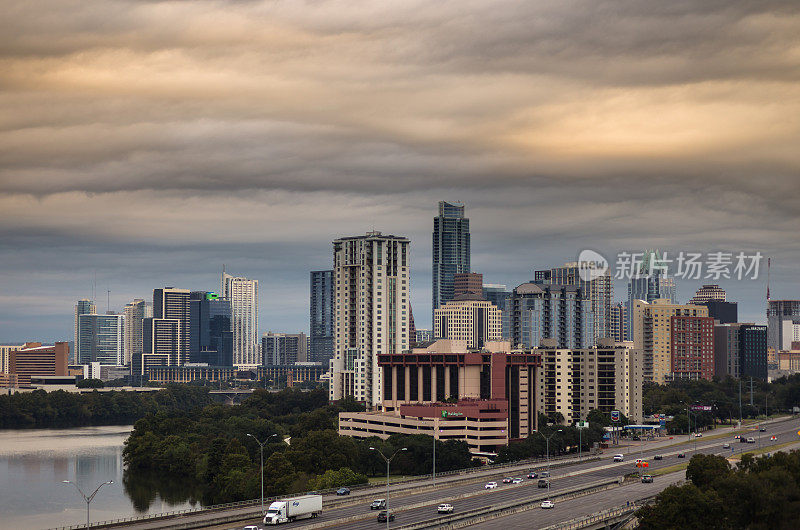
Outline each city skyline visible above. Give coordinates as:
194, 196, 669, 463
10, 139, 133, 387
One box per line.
2, 1, 800, 341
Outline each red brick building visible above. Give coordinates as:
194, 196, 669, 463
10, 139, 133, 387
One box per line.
670, 316, 714, 380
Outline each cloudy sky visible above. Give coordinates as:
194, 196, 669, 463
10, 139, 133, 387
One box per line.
1, 0, 799, 343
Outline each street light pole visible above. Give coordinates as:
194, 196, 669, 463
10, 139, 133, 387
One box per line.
62, 480, 113, 529
370, 446, 407, 530
247, 433, 279, 517
535, 429, 562, 500
432, 432, 436, 488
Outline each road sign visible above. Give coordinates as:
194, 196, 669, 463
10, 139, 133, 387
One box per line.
611, 410, 620, 422
577, 421, 589, 429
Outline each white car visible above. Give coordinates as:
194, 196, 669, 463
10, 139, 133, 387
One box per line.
243, 526, 260, 530
541, 500, 555, 509
511, 477, 523, 484
613, 454, 624, 462
437, 503, 454, 514
485, 482, 498, 489
694, 432, 703, 437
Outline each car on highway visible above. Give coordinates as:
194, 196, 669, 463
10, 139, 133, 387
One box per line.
677, 453, 686, 458
512, 478, 523, 484
613, 454, 624, 462
538, 479, 550, 488
760, 426, 767, 432
377, 511, 395, 522
437, 504, 454, 514
540, 471, 551, 478
723, 443, 731, 449
541, 500, 555, 509
370, 499, 386, 510
747, 437, 756, 443
653, 455, 663, 460
243, 526, 260, 530
641, 474, 654, 483
694, 432, 703, 438
485, 482, 498, 489
336, 487, 350, 496
527, 471, 538, 479
502, 477, 514, 484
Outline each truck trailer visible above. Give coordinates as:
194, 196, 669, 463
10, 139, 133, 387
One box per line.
263, 495, 323, 525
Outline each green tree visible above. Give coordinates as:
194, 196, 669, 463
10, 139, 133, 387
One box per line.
685, 453, 731, 489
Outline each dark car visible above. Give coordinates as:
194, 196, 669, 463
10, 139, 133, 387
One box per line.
527, 472, 538, 479
336, 487, 350, 496
677, 453, 686, 458
641, 474, 654, 483
377, 511, 395, 522
653, 455, 663, 460
759, 427, 767, 432
538, 479, 549, 488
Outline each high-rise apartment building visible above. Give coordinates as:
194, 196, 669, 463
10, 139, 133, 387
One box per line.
0, 345, 20, 374
74, 299, 96, 364
123, 299, 151, 366
535, 262, 612, 343
329, 231, 410, 407
610, 302, 627, 342
631, 299, 711, 383
483, 284, 512, 341
739, 325, 768, 380
262, 332, 308, 365
76, 313, 125, 365
767, 300, 800, 351
626, 252, 677, 339
689, 284, 726, 304
703, 300, 738, 324
714, 322, 746, 378
222, 272, 260, 367
136, 287, 190, 376
189, 291, 233, 366
310, 270, 335, 365
453, 273, 483, 299
432, 202, 470, 321
414, 329, 434, 343
434, 299, 501, 349
511, 283, 593, 350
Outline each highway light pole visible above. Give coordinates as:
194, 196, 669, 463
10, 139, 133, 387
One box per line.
535, 429, 562, 500
62, 479, 113, 529
370, 446, 407, 530
247, 433, 279, 517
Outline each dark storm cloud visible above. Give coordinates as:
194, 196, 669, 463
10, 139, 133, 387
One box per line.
1, 0, 799, 340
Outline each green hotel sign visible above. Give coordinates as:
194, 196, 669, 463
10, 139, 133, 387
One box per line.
206, 292, 219, 300
441, 411, 464, 418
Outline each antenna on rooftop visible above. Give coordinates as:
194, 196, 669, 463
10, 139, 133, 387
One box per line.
767, 257, 771, 302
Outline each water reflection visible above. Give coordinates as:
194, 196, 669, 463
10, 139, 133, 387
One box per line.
123, 470, 202, 512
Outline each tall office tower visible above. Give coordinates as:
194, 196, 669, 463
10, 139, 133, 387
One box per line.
740, 325, 768, 379
483, 283, 512, 341
432, 201, 470, 322
434, 299, 501, 349
609, 302, 627, 342
123, 299, 151, 366
535, 262, 612, 344
453, 273, 483, 298
189, 291, 233, 366
714, 323, 745, 378
689, 284, 726, 304
262, 332, 308, 365
221, 272, 260, 367
511, 283, 594, 350
626, 251, 677, 338
329, 231, 410, 406
74, 299, 96, 364
310, 270, 335, 365
631, 299, 711, 383
136, 287, 191, 376
767, 300, 800, 351
76, 313, 125, 365
703, 300, 738, 324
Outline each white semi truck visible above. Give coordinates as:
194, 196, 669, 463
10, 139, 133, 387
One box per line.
262, 495, 323, 525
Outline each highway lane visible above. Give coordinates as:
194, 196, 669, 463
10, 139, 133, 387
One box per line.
213, 416, 800, 529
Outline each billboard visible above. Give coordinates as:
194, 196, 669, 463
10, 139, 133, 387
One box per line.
691, 405, 712, 412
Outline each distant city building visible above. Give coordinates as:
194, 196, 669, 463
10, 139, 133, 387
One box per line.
221, 272, 260, 367
189, 291, 233, 366
262, 332, 308, 365
767, 300, 800, 351
714, 322, 748, 379
123, 299, 151, 367
453, 273, 483, 299
0, 345, 20, 375
689, 284, 726, 304
76, 313, 124, 365
414, 329, 434, 343
309, 270, 335, 364
432, 201, 470, 322
434, 299, 501, 349
703, 300, 738, 324
483, 283, 512, 341
739, 325, 768, 380
535, 262, 612, 343
511, 282, 593, 350
626, 250, 677, 338
8, 342, 69, 386
74, 299, 96, 364
609, 302, 627, 342
631, 299, 710, 383
260, 363, 325, 388
136, 287, 190, 377
329, 231, 410, 406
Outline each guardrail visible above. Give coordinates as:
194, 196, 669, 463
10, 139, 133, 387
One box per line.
539, 495, 659, 530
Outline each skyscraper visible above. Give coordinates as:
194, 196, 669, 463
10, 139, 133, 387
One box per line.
767, 300, 800, 351
511, 282, 594, 350
262, 332, 308, 365
76, 313, 125, 365
483, 283, 512, 341
329, 231, 410, 406
609, 302, 627, 343
432, 201, 470, 322
123, 299, 151, 366
221, 272, 259, 367
309, 270, 334, 365
689, 284, 726, 304
189, 291, 233, 366
434, 299, 501, 348
136, 287, 190, 376
74, 299, 96, 364
626, 250, 677, 338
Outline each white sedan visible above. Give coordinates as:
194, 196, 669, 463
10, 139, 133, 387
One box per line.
511, 478, 523, 484
437, 503, 454, 514
541, 500, 555, 509
485, 482, 498, 489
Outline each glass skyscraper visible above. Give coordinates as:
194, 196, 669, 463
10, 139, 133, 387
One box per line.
511, 282, 594, 349
309, 270, 334, 364
432, 201, 470, 322
189, 291, 233, 366
625, 250, 677, 338
77, 313, 124, 365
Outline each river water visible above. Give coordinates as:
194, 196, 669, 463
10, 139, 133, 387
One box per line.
0, 426, 198, 529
